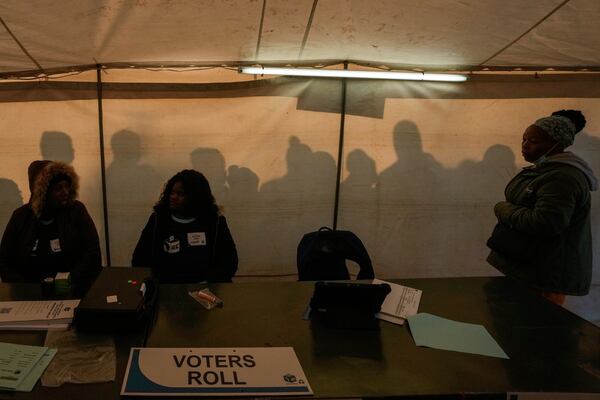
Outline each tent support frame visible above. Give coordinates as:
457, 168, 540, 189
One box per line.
96, 66, 111, 266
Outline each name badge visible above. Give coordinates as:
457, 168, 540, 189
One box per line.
50, 238, 62, 253
163, 236, 180, 254
187, 232, 206, 246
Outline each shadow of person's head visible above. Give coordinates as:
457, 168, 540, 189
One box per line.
111, 129, 141, 164
482, 144, 515, 167
190, 148, 227, 187
0, 178, 23, 231
393, 120, 422, 157
227, 165, 259, 195
286, 136, 312, 173
312, 151, 336, 184
40, 131, 74, 164
346, 149, 377, 184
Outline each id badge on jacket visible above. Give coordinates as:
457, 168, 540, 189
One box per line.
187, 232, 206, 246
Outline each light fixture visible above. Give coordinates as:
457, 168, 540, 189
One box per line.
239, 66, 467, 82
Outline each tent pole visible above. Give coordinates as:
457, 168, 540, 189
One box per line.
332, 61, 348, 231
96, 65, 111, 266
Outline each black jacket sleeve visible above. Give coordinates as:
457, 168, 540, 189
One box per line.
207, 216, 238, 282
132, 213, 157, 267
0, 208, 27, 282
68, 202, 102, 296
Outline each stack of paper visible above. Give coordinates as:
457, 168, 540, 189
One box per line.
0, 342, 57, 392
373, 279, 422, 325
0, 300, 80, 330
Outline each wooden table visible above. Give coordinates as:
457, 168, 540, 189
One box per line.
145, 277, 600, 398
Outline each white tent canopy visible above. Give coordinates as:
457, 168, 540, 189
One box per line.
2, 0, 600, 77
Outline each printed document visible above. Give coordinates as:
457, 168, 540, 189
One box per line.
0, 300, 79, 329
373, 279, 422, 325
0, 342, 56, 391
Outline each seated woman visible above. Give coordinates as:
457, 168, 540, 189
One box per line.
132, 169, 238, 283
0, 161, 102, 296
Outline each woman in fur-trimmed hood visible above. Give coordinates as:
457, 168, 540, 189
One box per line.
0, 161, 101, 297
29, 161, 79, 218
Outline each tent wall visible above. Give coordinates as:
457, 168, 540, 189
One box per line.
102, 82, 342, 273
0, 71, 598, 288
342, 94, 600, 280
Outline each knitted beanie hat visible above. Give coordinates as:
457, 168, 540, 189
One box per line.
534, 115, 577, 148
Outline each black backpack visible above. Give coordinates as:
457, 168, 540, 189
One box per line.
296, 227, 375, 281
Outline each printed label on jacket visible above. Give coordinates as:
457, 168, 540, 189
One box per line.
163, 236, 180, 254
187, 232, 206, 246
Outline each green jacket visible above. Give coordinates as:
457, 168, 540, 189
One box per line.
487, 152, 597, 295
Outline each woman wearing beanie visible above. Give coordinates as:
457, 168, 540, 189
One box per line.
487, 110, 597, 305
0, 161, 101, 297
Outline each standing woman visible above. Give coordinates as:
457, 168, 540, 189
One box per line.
487, 110, 597, 305
132, 169, 238, 283
0, 161, 102, 296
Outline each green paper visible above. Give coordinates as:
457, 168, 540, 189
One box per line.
16, 348, 57, 392
407, 313, 509, 359
0, 342, 48, 390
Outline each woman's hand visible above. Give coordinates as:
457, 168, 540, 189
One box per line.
494, 201, 513, 221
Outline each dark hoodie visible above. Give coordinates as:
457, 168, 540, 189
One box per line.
0, 162, 101, 297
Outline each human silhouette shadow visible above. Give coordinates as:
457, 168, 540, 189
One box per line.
190, 148, 229, 206
379, 120, 442, 200
227, 165, 259, 206
225, 165, 264, 274
0, 178, 23, 236
338, 149, 379, 261
343, 149, 378, 191
260, 137, 337, 273
376, 120, 444, 277
40, 131, 74, 164
312, 150, 337, 206
106, 129, 160, 266
261, 136, 314, 197
453, 144, 517, 204
449, 145, 517, 273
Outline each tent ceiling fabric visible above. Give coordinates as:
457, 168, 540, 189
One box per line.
1, 0, 600, 77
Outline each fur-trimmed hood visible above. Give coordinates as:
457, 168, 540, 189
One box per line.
30, 161, 79, 217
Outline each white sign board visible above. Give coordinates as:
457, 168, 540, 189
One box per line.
121, 347, 313, 396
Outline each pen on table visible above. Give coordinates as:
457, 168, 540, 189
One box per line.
195, 290, 223, 306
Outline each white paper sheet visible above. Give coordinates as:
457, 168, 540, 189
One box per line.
0, 300, 79, 329
373, 279, 422, 325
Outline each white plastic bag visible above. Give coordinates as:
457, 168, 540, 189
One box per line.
41, 328, 116, 387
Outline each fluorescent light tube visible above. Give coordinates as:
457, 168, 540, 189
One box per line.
240, 67, 467, 82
